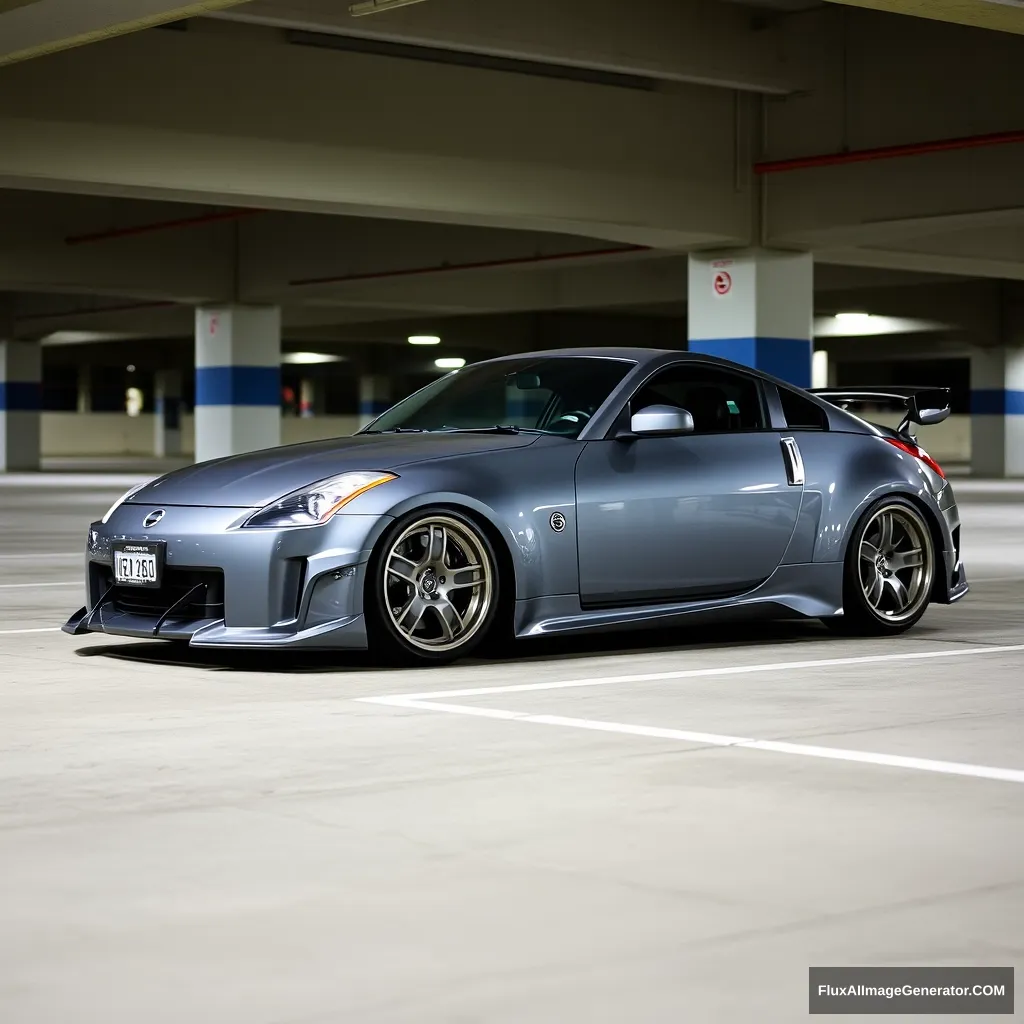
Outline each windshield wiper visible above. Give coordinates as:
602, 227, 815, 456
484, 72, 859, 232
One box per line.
360, 427, 427, 434
439, 424, 525, 435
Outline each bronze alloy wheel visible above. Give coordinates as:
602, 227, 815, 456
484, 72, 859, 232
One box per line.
826, 496, 937, 636
381, 513, 495, 655
856, 503, 934, 624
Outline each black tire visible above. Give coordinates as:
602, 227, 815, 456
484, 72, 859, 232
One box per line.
824, 496, 936, 636
365, 506, 502, 665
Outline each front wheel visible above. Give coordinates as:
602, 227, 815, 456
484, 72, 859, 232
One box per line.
366, 508, 500, 665
826, 497, 935, 636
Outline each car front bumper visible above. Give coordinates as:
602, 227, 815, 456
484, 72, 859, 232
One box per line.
62, 502, 392, 649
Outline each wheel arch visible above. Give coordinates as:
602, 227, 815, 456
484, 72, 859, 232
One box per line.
840, 489, 947, 600
370, 494, 520, 636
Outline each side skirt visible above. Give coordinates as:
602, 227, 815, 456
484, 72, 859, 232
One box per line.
514, 562, 845, 639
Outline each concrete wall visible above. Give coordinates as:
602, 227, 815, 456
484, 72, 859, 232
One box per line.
40, 411, 972, 464
41, 413, 362, 457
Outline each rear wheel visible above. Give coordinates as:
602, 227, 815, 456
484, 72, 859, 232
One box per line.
366, 508, 500, 665
826, 497, 935, 636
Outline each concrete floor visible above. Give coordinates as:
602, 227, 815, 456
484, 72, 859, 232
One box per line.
0, 473, 1022, 1023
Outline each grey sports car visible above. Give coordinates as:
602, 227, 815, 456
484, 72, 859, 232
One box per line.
64, 348, 968, 664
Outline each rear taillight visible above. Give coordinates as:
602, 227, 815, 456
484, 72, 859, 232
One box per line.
884, 436, 945, 479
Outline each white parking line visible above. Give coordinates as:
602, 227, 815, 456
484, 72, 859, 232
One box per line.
362, 644, 1024, 703
0, 581, 80, 589
358, 643, 1024, 785
0, 627, 62, 635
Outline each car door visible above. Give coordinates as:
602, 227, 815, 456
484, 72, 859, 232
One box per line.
574, 362, 804, 607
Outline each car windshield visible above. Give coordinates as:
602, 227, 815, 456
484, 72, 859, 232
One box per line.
363, 356, 635, 440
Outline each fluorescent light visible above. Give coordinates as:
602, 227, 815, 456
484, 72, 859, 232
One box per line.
349, 0, 431, 15
435, 357, 465, 369
408, 335, 440, 346
815, 315, 947, 338
40, 330, 138, 344
282, 351, 343, 364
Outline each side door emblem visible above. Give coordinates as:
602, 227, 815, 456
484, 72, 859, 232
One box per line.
549, 512, 566, 532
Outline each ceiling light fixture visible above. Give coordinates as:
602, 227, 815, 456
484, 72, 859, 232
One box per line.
349, 0, 431, 16
282, 351, 344, 365
408, 335, 441, 346
815, 315, 947, 338
435, 357, 465, 369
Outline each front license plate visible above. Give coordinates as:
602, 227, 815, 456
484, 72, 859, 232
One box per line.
112, 541, 164, 588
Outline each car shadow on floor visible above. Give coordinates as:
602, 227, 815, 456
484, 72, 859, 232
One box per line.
72, 617, 897, 674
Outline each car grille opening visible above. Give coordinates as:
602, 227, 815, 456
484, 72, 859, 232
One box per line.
97, 566, 225, 620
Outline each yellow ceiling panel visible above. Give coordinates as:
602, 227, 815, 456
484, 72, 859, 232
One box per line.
825, 0, 1024, 34
0, 1, 252, 66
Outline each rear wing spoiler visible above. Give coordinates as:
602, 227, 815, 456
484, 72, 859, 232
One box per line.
809, 386, 951, 439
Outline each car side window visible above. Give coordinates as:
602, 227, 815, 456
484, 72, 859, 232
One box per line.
778, 387, 829, 430
630, 365, 767, 433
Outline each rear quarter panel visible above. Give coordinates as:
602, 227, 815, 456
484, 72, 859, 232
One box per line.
784, 428, 952, 565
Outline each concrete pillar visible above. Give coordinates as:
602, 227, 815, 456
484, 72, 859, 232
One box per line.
687, 249, 813, 388
359, 374, 391, 429
299, 378, 315, 418
970, 347, 1024, 478
76, 364, 92, 414
0, 340, 42, 472
154, 369, 183, 458
811, 349, 829, 390
194, 306, 281, 464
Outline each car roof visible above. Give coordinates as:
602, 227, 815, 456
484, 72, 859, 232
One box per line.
478, 347, 742, 367
473, 346, 830, 405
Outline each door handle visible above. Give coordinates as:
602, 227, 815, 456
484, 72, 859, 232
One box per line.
780, 436, 805, 486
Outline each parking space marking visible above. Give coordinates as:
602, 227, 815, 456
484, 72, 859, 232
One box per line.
361, 643, 1024, 703
358, 643, 1024, 785
0, 627, 62, 635
362, 698, 1024, 785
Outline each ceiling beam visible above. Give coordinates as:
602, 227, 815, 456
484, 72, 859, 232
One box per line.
212, 0, 808, 95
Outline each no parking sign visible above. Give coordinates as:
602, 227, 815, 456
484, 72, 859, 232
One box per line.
711, 258, 733, 296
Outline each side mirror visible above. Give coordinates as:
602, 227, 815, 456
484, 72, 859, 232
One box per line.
625, 404, 695, 438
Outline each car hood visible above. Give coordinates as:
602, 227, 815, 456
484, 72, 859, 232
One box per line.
128, 432, 542, 508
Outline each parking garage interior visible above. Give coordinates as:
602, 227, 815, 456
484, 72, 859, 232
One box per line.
2, 0, 1024, 1020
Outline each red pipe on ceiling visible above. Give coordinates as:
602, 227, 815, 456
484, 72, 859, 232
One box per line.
65, 208, 264, 246
754, 128, 1024, 174
289, 244, 652, 287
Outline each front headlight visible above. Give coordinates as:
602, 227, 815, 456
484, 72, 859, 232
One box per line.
243, 472, 397, 529
100, 480, 148, 524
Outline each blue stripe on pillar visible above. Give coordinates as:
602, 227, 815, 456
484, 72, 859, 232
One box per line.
970, 389, 1024, 415
359, 399, 391, 416
0, 382, 42, 411
687, 337, 812, 389
195, 366, 280, 406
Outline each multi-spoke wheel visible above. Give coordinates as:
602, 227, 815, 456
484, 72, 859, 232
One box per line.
368, 509, 499, 663
827, 497, 935, 635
